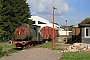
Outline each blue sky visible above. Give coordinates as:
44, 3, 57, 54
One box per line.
64, 0, 90, 25
27, 0, 90, 26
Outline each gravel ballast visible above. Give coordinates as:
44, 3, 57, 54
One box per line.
0, 48, 62, 60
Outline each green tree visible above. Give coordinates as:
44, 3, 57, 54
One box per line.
60, 25, 72, 31
0, 0, 5, 41
0, 0, 31, 41
0, 0, 2, 20
81, 17, 90, 24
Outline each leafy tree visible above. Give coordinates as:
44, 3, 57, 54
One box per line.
68, 26, 72, 31
51, 22, 59, 26
80, 17, 90, 24
54, 23, 59, 25
0, 1, 2, 20
60, 25, 72, 31
0, 0, 31, 41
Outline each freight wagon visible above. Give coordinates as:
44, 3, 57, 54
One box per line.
40, 26, 59, 41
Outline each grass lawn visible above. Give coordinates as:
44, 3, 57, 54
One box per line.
59, 36, 90, 60
35, 39, 61, 50
60, 52, 90, 60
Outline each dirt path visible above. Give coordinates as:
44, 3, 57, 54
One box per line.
0, 48, 62, 60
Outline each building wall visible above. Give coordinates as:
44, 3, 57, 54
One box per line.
59, 31, 72, 35
72, 27, 81, 43
81, 27, 90, 44
72, 27, 80, 35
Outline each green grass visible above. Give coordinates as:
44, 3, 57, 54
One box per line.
0, 47, 8, 58
60, 52, 90, 60
60, 35, 72, 38
60, 35, 66, 37
35, 42, 52, 48
35, 39, 61, 50
0, 42, 18, 58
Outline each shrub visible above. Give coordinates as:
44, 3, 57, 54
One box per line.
0, 47, 8, 58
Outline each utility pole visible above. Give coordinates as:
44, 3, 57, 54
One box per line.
52, 7, 57, 48
65, 20, 68, 42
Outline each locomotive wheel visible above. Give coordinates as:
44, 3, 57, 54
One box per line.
25, 43, 31, 48
33, 42, 36, 46
27, 44, 31, 48
30, 42, 35, 47
28, 44, 31, 48
25, 44, 29, 48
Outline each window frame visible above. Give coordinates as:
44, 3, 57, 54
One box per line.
38, 21, 46, 24
85, 27, 90, 38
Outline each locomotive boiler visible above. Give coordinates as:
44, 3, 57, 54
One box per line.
14, 26, 33, 40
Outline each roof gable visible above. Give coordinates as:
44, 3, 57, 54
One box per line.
29, 16, 50, 24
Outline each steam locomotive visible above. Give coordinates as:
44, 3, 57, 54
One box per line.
10, 24, 59, 48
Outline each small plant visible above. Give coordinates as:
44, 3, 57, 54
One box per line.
0, 47, 8, 58
0, 42, 19, 58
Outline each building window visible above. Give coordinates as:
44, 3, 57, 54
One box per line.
38, 21, 46, 24
32, 21, 35, 24
86, 29, 88, 36
85, 27, 90, 38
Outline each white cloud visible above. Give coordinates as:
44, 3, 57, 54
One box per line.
70, 7, 76, 13
26, 0, 71, 24
59, 16, 64, 19
27, 0, 70, 15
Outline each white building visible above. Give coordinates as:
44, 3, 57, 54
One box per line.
28, 16, 60, 30
59, 30, 72, 35
28, 16, 50, 25
59, 27, 72, 35
28, 16, 72, 36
